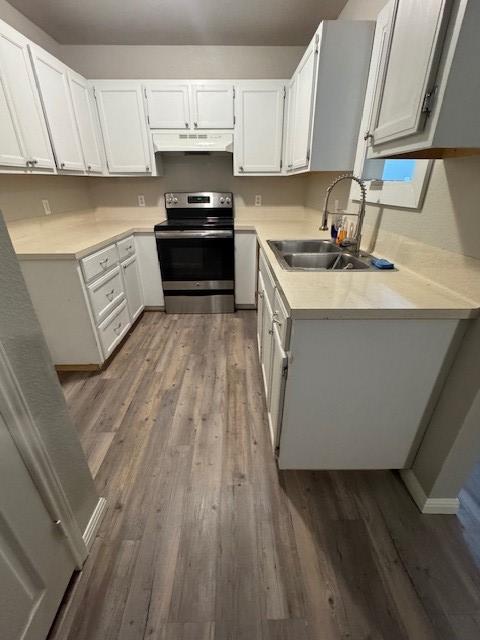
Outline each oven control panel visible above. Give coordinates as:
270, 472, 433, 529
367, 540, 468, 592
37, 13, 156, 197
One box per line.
165, 192, 233, 209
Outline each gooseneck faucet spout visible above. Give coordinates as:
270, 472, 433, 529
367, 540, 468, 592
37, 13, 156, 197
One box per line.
320, 174, 367, 256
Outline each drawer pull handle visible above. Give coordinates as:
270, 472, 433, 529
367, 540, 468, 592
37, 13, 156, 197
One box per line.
127, 245, 133, 251
273, 318, 282, 327
99, 258, 109, 268
113, 321, 122, 335
105, 288, 115, 301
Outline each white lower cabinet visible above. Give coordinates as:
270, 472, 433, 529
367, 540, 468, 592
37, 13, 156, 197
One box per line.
256, 272, 265, 359
269, 324, 288, 448
121, 254, 144, 321
261, 291, 274, 407
98, 299, 131, 359
19, 232, 164, 368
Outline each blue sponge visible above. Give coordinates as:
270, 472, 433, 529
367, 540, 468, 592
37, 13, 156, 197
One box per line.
371, 257, 395, 270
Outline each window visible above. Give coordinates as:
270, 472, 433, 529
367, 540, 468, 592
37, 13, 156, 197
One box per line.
382, 159, 415, 182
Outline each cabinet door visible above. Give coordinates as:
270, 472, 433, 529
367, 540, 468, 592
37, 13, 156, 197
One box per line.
94, 82, 152, 174
257, 271, 265, 359
284, 77, 297, 171
235, 83, 285, 174
261, 291, 274, 407
68, 71, 103, 173
0, 22, 53, 169
191, 84, 234, 129
370, 0, 451, 146
121, 254, 144, 322
0, 77, 27, 167
145, 83, 190, 129
30, 45, 85, 171
269, 324, 288, 448
291, 37, 317, 170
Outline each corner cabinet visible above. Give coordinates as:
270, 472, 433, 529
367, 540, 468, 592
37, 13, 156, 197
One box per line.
285, 20, 374, 174
234, 81, 286, 175
365, 0, 480, 159
93, 81, 154, 174
0, 21, 54, 171
68, 70, 104, 174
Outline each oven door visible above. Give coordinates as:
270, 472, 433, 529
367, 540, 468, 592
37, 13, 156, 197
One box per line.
155, 229, 234, 288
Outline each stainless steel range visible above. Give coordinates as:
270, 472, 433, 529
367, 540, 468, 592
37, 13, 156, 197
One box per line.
155, 192, 234, 314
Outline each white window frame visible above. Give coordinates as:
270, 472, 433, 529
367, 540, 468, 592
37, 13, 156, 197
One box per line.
350, 0, 433, 209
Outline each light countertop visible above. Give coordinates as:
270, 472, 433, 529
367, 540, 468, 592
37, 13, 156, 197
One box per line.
5, 207, 480, 321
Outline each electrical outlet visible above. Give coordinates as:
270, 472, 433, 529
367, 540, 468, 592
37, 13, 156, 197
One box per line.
137, 194, 146, 207
42, 199, 51, 215
254, 194, 262, 207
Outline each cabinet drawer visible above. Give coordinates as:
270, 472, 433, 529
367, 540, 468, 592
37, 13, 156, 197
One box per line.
273, 289, 291, 350
87, 266, 125, 324
81, 244, 118, 283
117, 235, 136, 262
259, 249, 276, 308
97, 298, 130, 359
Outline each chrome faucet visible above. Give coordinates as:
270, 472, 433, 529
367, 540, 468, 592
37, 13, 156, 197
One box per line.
320, 174, 367, 256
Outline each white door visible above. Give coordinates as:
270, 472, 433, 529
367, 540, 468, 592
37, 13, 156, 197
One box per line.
0, 22, 54, 170
256, 271, 265, 359
235, 83, 285, 174
121, 254, 144, 321
0, 77, 27, 168
68, 71, 103, 174
145, 83, 190, 129
94, 82, 152, 174
269, 325, 288, 448
291, 36, 318, 170
370, 0, 451, 146
284, 77, 297, 171
261, 292, 274, 407
0, 413, 75, 640
29, 45, 85, 172
191, 84, 234, 129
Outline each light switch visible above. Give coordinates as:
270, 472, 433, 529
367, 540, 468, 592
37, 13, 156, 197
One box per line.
137, 194, 146, 207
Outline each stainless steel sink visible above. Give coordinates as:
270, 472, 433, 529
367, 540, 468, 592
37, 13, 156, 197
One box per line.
282, 252, 372, 271
268, 239, 339, 254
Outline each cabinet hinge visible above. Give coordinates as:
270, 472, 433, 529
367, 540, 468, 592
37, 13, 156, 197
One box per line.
306, 148, 310, 162
282, 364, 288, 379
92, 87, 97, 99
144, 87, 147, 99
147, 114, 150, 125
280, 158, 283, 170
421, 87, 437, 115
283, 86, 286, 99
233, 86, 235, 99
315, 33, 320, 54
233, 115, 236, 125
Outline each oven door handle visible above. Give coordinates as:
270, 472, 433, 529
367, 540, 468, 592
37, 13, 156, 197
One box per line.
155, 230, 233, 239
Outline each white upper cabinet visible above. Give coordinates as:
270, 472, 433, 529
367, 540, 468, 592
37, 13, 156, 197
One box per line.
370, 0, 451, 147
144, 81, 234, 130
68, 70, 104, 173
94, 81, 152, 174
144, 83, 190, 129
290, 38, 317, 170
234, 82, 285, 174
0, 20, 54, 170
366, 0, 480, 159
285, 21, 374, 174
30, 45, 85, 172
191, 84, 234, 129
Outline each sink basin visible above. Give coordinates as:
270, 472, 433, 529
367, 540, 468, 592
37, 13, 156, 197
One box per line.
268, 239, 339, 254
282, 252, 371, 271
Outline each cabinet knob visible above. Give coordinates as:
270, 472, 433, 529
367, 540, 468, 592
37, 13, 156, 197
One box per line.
60, 162, 65, 169
363, 131, 373, 142
185, 122, 189, 129
87, 165, 92, 171
146, 166, 150, 171
239, 166, 244, 172
26, 160, 32, 167
193, 122, 198, 129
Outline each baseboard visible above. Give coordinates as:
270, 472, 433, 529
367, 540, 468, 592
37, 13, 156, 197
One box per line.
83, 497, 107, 550
55, 364, 102, 372
400, 470, 460, 514
144, 306, 165, 311
236, 304, 257, 309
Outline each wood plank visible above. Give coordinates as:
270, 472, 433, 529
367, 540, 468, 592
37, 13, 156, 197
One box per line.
52, 311, 480, 640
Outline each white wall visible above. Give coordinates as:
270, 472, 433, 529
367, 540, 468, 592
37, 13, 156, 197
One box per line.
0, 0, 60, 55
0, 212, 98, 532
61, 44, 304, 79
0, 175, 93, 221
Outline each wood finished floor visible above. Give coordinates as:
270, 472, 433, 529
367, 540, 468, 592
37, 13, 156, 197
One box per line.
51, 311, 480, 640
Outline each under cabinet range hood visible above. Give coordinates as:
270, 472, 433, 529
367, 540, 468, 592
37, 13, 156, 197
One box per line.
152, 131, 233, 155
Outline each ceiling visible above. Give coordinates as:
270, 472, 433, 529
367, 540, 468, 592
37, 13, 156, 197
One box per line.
7, 0, 349, 45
